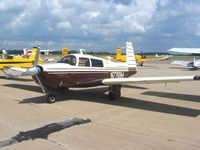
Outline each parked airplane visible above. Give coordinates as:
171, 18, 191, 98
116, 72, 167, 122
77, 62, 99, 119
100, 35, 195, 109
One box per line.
168, 48, 200, 69
8, 42, 200, 103
155, 54, 173, 60
116, 46, 168, 66
0, 47, 42, 78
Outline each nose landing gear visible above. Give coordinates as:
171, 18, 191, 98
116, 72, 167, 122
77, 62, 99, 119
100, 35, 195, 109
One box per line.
46, 87, 69, 103
47, 94, 56, 103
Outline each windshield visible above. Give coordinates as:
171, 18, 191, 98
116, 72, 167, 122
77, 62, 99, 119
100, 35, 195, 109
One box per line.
57, 55, 76, 66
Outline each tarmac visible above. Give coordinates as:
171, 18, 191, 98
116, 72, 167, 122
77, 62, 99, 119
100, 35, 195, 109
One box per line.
0, 61, 200, 150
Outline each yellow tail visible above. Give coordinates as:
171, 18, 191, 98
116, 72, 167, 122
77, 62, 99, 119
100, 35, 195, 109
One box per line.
116, 46, 122, 60
62, 48, 68, 57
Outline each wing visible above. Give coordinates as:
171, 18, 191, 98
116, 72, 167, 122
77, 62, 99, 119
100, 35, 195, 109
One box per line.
171, 60, 192, 67
138, 57, 167, 62
168, 48, 200, 54
5, 66, 27, 72
102, 75, 200, 85
5, 66, 29, 76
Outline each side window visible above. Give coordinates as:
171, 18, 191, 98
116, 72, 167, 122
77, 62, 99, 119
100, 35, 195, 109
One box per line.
91, 59, 103, 67
58, 55, 76, 66
78, 58, 90, 67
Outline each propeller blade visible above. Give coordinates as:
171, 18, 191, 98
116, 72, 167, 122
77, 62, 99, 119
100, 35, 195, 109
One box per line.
33, 47, 40, 66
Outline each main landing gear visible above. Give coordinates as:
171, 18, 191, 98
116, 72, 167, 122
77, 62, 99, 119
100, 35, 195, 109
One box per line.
45, 86, 121, 103
46, 87, 69, 103
108, 85, 121, 100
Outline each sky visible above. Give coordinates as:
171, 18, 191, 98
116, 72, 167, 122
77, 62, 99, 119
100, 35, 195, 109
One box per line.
0, 0, 200, 52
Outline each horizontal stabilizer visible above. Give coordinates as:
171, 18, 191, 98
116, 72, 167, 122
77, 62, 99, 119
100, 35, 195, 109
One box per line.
102, 75, 200, 85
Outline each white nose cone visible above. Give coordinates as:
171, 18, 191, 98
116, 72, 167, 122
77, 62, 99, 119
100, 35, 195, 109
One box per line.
26, 67, 40, 75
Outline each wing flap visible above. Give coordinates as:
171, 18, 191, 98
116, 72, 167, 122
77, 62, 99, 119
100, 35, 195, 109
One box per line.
102, 75, 200, 85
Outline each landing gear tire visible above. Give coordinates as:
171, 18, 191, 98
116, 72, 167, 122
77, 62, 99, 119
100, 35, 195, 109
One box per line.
108, 92, 117, 100
108, 85, 121, 101
47, 94, 56, 103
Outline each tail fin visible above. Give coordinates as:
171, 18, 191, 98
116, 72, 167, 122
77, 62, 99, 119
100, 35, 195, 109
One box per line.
126, 42, 136, 69
62, 48, 68, 57
116, 46, 122, 60
29, 47, 41, 65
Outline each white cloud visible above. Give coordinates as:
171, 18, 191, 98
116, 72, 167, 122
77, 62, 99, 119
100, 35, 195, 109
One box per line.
57, 21, 72, 29
81, 11, 100, 19
0, 0, 200, 51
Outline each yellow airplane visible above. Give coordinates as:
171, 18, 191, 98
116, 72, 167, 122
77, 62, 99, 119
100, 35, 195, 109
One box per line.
0, 47, 42, 78
116, 46, 167, 66
62, 48, 68, 57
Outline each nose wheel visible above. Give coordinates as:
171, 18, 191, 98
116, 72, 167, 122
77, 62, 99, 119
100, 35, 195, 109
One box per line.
45, 87, 70, 103
47, 94, 56, 103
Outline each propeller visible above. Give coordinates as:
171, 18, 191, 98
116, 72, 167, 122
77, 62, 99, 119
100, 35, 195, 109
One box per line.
26, 47, 41, 75
25, 47, 47, 94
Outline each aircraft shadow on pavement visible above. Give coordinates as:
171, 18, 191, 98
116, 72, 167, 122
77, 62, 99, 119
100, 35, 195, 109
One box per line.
142, 91, 200, 103
3, 84, 42, 93
19, 87, 200, 117
169, 67, 199, 71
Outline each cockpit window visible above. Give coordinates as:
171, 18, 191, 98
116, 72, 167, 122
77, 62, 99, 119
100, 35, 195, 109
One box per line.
91, 59, 103, 67
78, 57, 90, 67
57, 55, 76, 66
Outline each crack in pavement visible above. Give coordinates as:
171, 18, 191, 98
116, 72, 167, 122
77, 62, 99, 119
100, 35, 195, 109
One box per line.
0, 117, 91, 148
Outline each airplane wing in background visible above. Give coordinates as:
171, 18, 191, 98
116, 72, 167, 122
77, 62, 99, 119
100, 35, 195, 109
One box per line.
138, 57, 167, 62
171, 60, 192, 67
5, 66, 27, 72
102, 75, 200, 85
5, 66, 29, 76
168, 48, 200, 54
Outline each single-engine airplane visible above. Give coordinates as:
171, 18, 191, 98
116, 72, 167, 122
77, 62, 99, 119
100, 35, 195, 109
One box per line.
116, 46, 168, 66
168, 48, 200, 69
0, 47, 42, 78
8, 42, 200, 103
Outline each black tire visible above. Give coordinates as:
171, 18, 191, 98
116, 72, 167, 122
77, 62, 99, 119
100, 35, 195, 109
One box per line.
108, 85, 121, 101
47, 94, 56, 103
108, 92, 116, 101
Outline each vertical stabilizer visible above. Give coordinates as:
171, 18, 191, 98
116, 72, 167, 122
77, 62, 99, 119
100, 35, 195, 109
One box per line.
116, 46, 122, 60
62, 48, 68, 57
126, 42, 136, 69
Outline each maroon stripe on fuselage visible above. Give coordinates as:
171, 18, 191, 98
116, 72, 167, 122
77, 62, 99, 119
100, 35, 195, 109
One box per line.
33, 70, 136, 88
